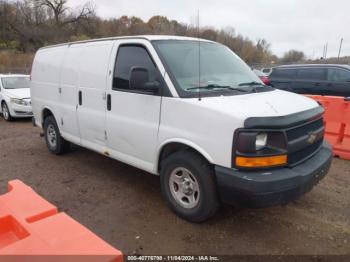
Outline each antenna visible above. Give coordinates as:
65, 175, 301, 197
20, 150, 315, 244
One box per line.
197, 9, 202, 101
338, 38, 344, 60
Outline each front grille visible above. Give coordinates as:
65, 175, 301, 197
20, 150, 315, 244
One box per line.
14, 111, 33, 116
23, 99, 31, 106
288, 140, 323, 166
286, 118, 324, 166
286, 118, 324, 141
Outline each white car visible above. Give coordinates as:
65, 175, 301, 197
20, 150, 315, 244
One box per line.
0, 74, 32, 121
31, 36, 332, 222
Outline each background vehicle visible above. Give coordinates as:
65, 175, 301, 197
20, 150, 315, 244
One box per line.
269, 64, 350, 97
0, 74, 32, 121
253, 69, 271, 85
261, 67, 273, 75
31, 36, 332, 222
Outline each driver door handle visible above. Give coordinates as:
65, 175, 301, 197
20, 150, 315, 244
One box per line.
107, 94, 111, 111
78, 91, 82, 106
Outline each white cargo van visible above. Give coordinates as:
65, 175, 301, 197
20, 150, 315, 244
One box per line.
31, 36, 332, 222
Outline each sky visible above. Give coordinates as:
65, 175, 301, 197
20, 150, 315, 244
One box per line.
67, 0, 349, 58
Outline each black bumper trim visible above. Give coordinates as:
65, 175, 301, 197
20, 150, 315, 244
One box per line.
215, 141, 333, 208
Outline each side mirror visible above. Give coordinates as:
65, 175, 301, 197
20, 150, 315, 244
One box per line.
144, 81, 160, 93
345, 97, 350, 102
130, 67, 149, 90
129, 67, 160, 94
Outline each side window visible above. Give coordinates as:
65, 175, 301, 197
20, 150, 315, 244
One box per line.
297, 68, 327, 81
328, 68, 350, 82
113, 45, 159, 91
270, 68, 296, 79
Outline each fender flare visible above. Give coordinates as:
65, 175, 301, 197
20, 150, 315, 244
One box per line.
155, 138, 214, 174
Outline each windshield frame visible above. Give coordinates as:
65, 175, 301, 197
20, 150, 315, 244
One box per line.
1, 76, 30, 90
152, 40, 273, 98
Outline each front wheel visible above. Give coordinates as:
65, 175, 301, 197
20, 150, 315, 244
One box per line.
160, 150, 220, 223
43, 116, 70, 155
2, 102, 13, 121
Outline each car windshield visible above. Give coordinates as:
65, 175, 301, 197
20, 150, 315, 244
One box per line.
152, 40, 265, 96
1, 77, 30, 89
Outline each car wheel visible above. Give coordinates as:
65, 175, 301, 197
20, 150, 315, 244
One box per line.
2, 102, 13, 121
43, 115, 70, 155
160, 150, 220, 223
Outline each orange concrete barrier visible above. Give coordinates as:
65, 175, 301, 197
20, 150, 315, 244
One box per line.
0, 180, 123, 261
306, 95, 350, 160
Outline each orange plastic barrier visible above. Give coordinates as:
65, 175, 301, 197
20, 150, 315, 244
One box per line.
306, 95, 350, 160
0, 180, 123, 261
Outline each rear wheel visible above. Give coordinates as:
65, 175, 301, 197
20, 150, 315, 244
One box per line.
160, 150, 220, 223
2, 102, 12, 121
43, 116, 70, 155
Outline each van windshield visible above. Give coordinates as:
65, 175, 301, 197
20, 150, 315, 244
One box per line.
153, 40, 268, 97
1, 77, 30, 89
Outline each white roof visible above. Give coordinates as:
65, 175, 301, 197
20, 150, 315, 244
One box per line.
0, 74, 29, 78
138, 35, 213, 41
40, 35, 214, 50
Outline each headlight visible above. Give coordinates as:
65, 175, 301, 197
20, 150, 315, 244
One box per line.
234, 130, 287, 169
256, 133, 268, 151
10, 98, 27, 105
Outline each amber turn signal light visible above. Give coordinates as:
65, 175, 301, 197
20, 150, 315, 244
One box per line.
235, 155, 287, 168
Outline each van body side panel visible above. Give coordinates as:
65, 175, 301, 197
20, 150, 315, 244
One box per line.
76, 41, 114, 148
59, 44, 84, 144
31, 46, 67, 127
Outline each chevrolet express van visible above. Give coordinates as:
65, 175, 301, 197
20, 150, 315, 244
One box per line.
31, 36, 332, 222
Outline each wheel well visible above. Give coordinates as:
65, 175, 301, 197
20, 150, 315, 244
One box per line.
42, 108, 54, 125
158, 142, 210, 172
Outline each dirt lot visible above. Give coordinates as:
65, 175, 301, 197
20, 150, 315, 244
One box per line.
0, 118, 349, 256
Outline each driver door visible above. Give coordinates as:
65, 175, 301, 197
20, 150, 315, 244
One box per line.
105, 40, 166, 173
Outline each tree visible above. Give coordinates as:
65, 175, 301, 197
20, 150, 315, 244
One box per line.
281, 50, 305, 63
38, 0, 68, 25
38, 0, 95, 26
0, 1, 277, 66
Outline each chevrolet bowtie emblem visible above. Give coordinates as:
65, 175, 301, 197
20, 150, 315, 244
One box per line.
307, 132, 318, 144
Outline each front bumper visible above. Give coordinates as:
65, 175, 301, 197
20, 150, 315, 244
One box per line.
215, 141, 333, 208
9, 103, 33, 118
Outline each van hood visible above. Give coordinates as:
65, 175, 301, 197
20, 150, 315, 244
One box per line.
3, 88, 31, 99
194, 89, 319, 121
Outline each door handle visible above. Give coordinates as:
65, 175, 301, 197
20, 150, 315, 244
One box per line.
78, 91, 82, 106
107, 94, 111, 111
314, 83, 321, 87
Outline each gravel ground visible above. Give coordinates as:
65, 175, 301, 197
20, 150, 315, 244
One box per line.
0, 118, 349, 256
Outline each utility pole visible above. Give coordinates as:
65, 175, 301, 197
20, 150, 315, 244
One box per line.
338, 38, 344, 60
324, 42, 328, 60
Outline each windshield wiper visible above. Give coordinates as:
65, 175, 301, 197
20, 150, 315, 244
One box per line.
186, 84, 250, 93
238, 81, 265, 87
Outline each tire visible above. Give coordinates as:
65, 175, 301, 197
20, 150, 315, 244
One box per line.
2, 102, 13, 122
43, 115, 70, 155
160, 150, 220, 223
